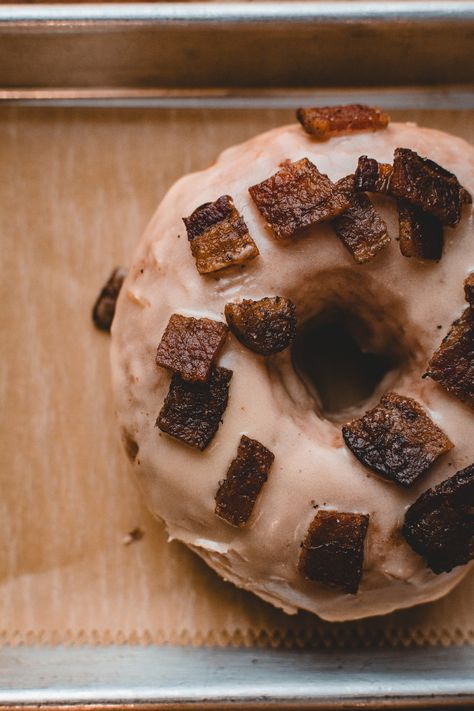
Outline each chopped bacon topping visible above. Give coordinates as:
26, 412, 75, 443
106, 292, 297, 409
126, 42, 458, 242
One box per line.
332, 175, 390, 263
183, 195, 259, 274
156, 366, 232, 450
298, 510, 369, 594
342, 392, 453, 487
248, 158, 349, 240
390, 148, 467, 227
215, 435, 275, 527
224, 296, 297, 355
398, 201, 444, 261
296, 104, 390, 140
354, 155, 393, 194
156, 314, 228, 383
92, 267, 127, 332
403, 464, 474, 574
426, 308, 474, 410
464, 273, 474, 308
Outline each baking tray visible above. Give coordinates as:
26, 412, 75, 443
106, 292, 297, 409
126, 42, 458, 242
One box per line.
1, 3, 474, 709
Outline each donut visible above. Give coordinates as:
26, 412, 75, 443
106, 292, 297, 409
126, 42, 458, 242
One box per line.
110, 108, 474, 621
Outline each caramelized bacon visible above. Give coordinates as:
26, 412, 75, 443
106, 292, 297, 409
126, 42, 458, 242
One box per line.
92, 267, 127, 332
342, 392, 453, 487
248, 158, 349, 240
215, 435, 275, 527
298, 510, 369, 594
296, 104, 389, 140
398, 201, 444, 261
354, 156, 393, 194
183, 195, 259, 274
224, 296, 296, 355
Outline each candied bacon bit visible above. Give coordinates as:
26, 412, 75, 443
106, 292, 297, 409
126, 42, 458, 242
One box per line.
354, 156, 393, 194
332, 175, 390, 263
403, 464, 474, 573
298, 510, 369, 594
248, 158, 349, 240
156, 314, 228, 383
342, 392, 453, 487
398, 201, 444, 261
464, 273, 474, 308
426, 308, 474, 410
183, 195, 259, 274
156, 366, 232, 450
390, 148, 466, 227
296, 104, 390, 140
92, 266, 127, 332
215, 435, 275, 527
224, 296, 297, 355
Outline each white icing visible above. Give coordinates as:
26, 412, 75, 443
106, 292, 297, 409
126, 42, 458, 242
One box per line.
111, 122, 474, 621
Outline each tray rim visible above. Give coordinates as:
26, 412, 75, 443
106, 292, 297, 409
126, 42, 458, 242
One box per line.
1, 643, 474, 709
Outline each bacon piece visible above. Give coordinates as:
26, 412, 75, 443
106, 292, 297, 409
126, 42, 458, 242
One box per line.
464, 273, 474, 308
92, 267, 127, 332
156, 366, 232, 450
296, 104, 389, 140
390, 148, 466, 227
215, 435, 275, 527
354, 156, 393, 194
298, 510, 369, 594
426, 308, 474, 410
398, 201, 444, 261
156, 314, 228, 383
224, 296, 296, 355
183, 195, 259, 274
403, 464, 474, 573
342, 392, 453, 487
332, 175, 390, 263
248, 158, 349, 240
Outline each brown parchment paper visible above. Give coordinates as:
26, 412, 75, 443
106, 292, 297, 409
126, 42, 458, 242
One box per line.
1, 106, 473, 647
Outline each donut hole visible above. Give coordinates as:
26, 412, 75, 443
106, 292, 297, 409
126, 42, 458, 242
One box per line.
292, 309, 404, 422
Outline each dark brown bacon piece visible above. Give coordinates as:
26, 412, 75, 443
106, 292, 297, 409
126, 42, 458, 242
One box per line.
398, 201, 444, 261
248, 158, 349, 240
296, 104, 390, 140
224, 297, 297, 355
156, 314, 228, 383
215, 435, 275, 527
156, 366, 232, 450
390, 148, 466, 227
92, 267, 127, 332
332, 175, 390, 263
354, 156, 393, 194
464, 273, 474, 308
298, 510, 369, 594
183, 195, 259, 274
403, 464, 474, 574
342, 392, 453, 487
426, 308, 474, 410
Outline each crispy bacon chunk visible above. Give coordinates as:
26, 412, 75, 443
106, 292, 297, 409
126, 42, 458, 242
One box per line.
215, 435, 275, 527
183, 195, 259, 274
156, 366, 232, 450
354, 156, 393, 194
342, 392, 453, 487
92, 267, 127, 332
403, 464, 474, 573
296, 104, 390, 140
426, 308, 474, 410
398, 201, 444, 261
156, 314, 228, 383
464, 273, 474, 308
298, 510, 369, 594
332, 175, 390, 263
224, 296, 297, 355
390, 148, 466, 227
248, 158, 349, 240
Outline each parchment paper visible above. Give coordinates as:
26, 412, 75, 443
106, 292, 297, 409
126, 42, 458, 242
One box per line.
1, 106, 472, 646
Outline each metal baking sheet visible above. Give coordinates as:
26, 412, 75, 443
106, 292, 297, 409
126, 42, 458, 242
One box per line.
1, 3, 474, 710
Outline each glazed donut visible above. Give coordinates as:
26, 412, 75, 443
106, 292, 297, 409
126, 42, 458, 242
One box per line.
111, 112, 474, 621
